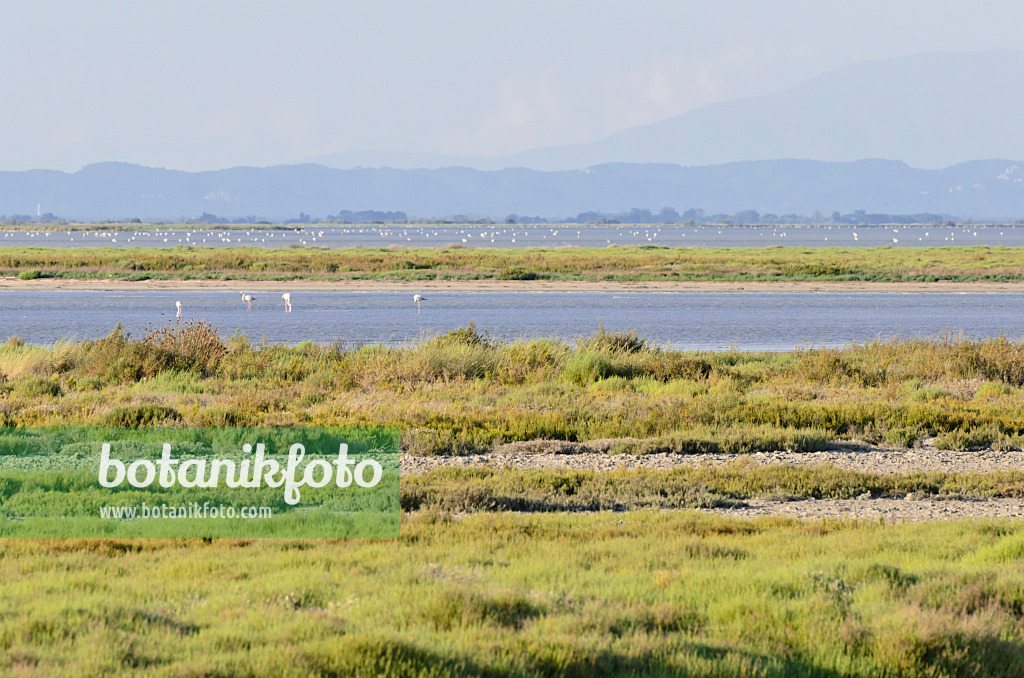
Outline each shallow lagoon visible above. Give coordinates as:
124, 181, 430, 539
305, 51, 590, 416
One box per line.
2, 290, 1021, 350
3, 223, 1024, 249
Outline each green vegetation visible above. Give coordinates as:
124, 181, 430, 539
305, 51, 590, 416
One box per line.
6, 323, 1024, 674
5, 244, 1024, 282
2, 323, 1024, 454
403, 463, 1024, 512
0, 427, 400, 538
4, 513, 1024, 676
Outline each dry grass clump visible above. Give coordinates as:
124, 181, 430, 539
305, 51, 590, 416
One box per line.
141, 318, 226, 375
45, 321, 226, 383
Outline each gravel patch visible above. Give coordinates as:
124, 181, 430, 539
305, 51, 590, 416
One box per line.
401, 437, 1024, 521
708, 497, 1024, 523
401, 437, 1024, 476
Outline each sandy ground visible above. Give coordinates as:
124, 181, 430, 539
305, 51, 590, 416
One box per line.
4, 276, 1024, 294
401, 437, 1024, 522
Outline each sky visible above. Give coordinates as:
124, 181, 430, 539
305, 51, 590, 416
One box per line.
2, 0, 1024, 172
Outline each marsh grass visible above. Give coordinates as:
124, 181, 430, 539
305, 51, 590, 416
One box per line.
3, 513, 1024, 676
6, 244, 1024, 282
4, 321, 1024, 673
2, 327, 1024, 452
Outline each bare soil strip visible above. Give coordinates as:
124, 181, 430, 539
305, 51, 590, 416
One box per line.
705, 497, 1024, 522
5, 277, 1024, 293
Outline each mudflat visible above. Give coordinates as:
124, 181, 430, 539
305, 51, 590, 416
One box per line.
5, 276, 1024, 293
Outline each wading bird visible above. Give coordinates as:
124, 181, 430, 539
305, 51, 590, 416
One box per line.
282, 293, 292, 312
175, 300, 182, 319
413, 294, 426, 314
240, 291, 255, 311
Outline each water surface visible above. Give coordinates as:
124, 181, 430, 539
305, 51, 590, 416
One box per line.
2, 291, 1021, 350
3, 224, 1022, 249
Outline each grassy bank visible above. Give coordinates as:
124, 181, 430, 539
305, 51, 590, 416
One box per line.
3, 512, 1024, 676
5, 245, 1024, 282
2, 323, 1024, 453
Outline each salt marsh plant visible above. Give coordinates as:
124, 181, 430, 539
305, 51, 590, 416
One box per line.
4, 324, 1024, 674
6, 244, 1024, 282
3, 513, 1024, 676
2, 326, 1024, 453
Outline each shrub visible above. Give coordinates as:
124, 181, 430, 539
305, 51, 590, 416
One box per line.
883, 426, 921, 448
195, 406, 246, 427
18, 269, 43, 280
419, 589, 543, 630
393, 260, 427, 270
641, 353, 713, 381
103, 404, 182, 427
403, 429, 495, 456
905, 381, 950, 402
562, 351, 615, 385
797, 348, 849, 383
974, 381, 1016, 399
578, 322, 647, 354
497, 266, 538, 280
498, 338, 567, 384
12, 375, 62, 398
934, 426, 1002, 451
436, 321, 490, 347
62, 325, 177, 382
143, 319, 226, 375
409, 342, 497, 381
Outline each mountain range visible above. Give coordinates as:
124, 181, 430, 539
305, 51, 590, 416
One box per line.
2, 159, 1023, 222
3, 50, 1024, 222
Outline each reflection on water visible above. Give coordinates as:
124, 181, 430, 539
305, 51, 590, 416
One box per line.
2, 291, 1022, 350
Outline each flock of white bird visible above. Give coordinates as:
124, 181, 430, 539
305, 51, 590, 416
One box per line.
0, 225, 1017, 248
172, 292, 425, 318
0, 228, 345, 246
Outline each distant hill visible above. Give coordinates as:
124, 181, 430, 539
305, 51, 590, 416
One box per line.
311, 50, 1024, 172
2, 159, 1024, 222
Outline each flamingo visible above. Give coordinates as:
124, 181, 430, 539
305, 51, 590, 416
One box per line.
175, 300, 182, 319
413, 294, 426, 314
282, 293, 292, 312
240, 291, 255, 311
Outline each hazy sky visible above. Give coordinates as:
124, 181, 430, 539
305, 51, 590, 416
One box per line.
3, 0, 1023, 171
